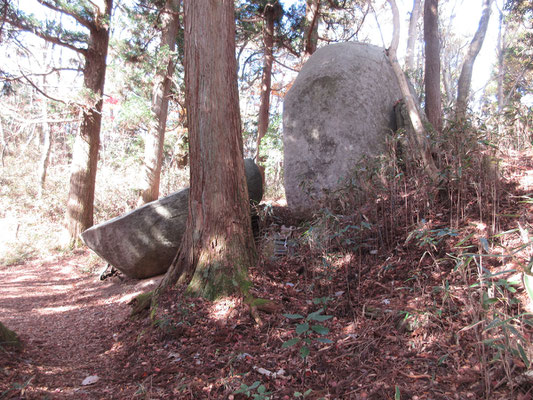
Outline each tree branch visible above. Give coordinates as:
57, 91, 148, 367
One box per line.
20, 70, 69, 105
7, 21, 88, 56
38, 0, 92, 30
2, 67, 83, 82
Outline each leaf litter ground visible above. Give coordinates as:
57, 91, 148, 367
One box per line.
1, 151, 533, 399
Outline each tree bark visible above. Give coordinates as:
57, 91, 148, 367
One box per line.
38, 94, 52, 198
303, 0, 320, 60
255, 3, 276, 185
159, 0, 257, 301
386, 0, 439, 182
496, 10, 505, 113
405, 0, 422, 71
424, 0, 442, 132
66, 0, 113, 245
455, 0, 493, 121
138, 0, 181, 205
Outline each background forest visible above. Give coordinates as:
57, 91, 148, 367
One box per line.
1, 0, 533, 399
0, 0, 531, 257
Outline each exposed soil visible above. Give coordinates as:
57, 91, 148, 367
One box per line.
1, 151, 533, 400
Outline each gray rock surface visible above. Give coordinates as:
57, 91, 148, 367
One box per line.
81, 159, 262, 279
283, 42, 403, 210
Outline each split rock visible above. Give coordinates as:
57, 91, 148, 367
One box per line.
81, 159, 262, 279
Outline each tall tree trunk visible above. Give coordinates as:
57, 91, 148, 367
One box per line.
455, 0, 493, 121
387, 0, 439, 182
405, 0, 422, 71
496, 10, 505, 113
38, 45, 53, 198
159, 0, 256, 300
66, 0, 112, 245
38, 95, 51, 198
303, 0, 320, 60
138, 0, 181, 205
255, 3, 275, 185
424, 0, 442, 132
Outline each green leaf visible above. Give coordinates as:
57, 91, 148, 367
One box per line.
311, 325, 329, 335
316, 337, 334, 344
517, 343, 530, 369
282, 337, 300, 348
524, 273, 533, 304
300, 345, 310, 358
283, 313, 304, 320
307, 309, 333, 322
296, 323, 310, 335
249, 381, 261, 390
310, 314, 333, 322
395, 385, 401, 400
233, 383, 251, 394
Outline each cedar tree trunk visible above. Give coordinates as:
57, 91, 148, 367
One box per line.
138, 0, 181, 205
159, 0, 257, 300
66, 0, 112, 244
424, 0, 442, 132
455, 0, 493, 120
255, 3, 276, 184
303, 0, 320, 60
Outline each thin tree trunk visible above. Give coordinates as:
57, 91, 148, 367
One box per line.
387, 0, 439, 182
255, 3, 275, 185
405, 0, 422, 71
496, 10, 505, 113
0, 117, 6, 167
424, 0, 442, 132
455, 0, 493, 121
66, 0, 112, 245
138, 0, 181, 205
38, 94, 51, 198
303, 0, 320, 60
159, 0, 256, 300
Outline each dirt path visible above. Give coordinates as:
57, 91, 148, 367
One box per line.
2, 150, 533, 400
0, 252, 162, 399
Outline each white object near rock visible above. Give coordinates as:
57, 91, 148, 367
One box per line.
81, 375, 99, 386
283, 42, 405, 210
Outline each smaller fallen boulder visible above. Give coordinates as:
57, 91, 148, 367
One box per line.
81, 159, 262, 279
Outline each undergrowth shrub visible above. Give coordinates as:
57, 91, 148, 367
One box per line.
290, 113, 533, 395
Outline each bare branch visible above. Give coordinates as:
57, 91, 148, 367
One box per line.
1, 67, 83, 82
20, 70, 68, 105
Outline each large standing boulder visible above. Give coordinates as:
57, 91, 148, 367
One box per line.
81, 159, 262, 279
283, 42, 404, 210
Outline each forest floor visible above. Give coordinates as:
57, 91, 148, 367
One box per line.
1, 151, 533, 400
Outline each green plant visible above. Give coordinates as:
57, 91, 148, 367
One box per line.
233, 381, 271, 400
282, 308, 333, 359
293, 389, 313, 398
447, 229, 533, 392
